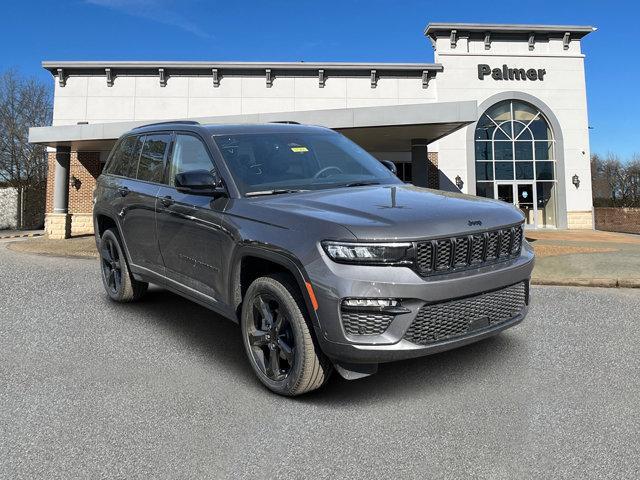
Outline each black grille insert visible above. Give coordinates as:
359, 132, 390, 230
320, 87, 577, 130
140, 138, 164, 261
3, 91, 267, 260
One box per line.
417, 242, 433, 273
435, 240, 453, 270
404, 282, 528, 345
416, 225, 523, 276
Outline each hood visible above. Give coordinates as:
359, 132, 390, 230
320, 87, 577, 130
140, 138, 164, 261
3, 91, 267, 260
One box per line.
250, 184, 525, 240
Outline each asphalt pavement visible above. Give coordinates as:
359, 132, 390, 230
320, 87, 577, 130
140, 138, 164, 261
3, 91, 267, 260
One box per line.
1, 239, 638, 479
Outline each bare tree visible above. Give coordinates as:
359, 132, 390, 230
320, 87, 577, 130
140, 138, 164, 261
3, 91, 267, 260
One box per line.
0, 69, 53, 188
592, 152, 640, 207
625, 154, 640, 207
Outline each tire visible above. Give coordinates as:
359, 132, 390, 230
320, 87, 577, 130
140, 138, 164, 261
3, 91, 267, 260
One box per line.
99, 228, 148, 302
241, 274, 332, 396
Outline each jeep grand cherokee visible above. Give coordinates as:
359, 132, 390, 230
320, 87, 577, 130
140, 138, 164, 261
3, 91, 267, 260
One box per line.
93, 121, 534, 396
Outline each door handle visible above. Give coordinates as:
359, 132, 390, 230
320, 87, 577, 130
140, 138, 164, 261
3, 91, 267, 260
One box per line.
160, 195, 174, 207
118, 186, 129, 197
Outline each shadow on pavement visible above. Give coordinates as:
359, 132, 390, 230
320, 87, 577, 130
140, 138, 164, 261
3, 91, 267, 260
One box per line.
121, 286, 253, 382
122, 286, 526, 403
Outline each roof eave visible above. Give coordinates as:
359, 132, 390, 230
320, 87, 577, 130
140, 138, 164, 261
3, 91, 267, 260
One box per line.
424, 22, 597, 40
42, 61, 444, 75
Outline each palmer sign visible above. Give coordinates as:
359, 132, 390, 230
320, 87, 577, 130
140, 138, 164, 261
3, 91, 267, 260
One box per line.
478, 64, 546, 81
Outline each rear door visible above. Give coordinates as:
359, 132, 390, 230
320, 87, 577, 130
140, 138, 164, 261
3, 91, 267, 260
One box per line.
119, 133, 171, 272
102, 134, 143, 259
155, 132, 227, 301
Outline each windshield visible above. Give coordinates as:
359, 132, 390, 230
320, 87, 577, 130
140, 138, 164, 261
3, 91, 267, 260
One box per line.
212, 131, 401, 195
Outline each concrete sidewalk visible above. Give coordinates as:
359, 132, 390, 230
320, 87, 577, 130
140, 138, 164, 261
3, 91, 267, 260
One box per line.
527, 230, 640, 288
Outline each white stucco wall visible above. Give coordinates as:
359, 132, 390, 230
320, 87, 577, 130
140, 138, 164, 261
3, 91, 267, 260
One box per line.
52, 74, 437, 126
432, 33, 593, 218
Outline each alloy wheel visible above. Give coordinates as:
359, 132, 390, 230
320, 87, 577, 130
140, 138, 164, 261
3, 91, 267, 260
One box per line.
101, 237, 122, 295
247, 294, 295, 381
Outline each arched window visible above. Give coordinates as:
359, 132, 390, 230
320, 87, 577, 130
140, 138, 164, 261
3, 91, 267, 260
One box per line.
474, 100, 557, 227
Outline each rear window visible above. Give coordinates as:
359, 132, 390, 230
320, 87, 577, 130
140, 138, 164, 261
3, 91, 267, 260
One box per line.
136, 134, 171, 183
106, 136, 142, 178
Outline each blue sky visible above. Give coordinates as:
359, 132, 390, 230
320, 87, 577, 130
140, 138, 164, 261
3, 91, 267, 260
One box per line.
1, 0, 637, 158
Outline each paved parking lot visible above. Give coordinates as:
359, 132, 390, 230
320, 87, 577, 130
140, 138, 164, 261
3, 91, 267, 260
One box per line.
1, 240, 638, 479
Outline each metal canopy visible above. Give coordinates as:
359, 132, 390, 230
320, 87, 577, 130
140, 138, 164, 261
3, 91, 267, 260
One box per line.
29, 101, 477, 151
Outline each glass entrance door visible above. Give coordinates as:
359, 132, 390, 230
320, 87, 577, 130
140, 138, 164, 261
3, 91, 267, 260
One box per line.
495, 182, 536, 228
517, 184, 535, 227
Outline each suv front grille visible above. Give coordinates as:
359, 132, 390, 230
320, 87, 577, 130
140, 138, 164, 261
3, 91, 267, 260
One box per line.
404, 282, 528, 346
415, 225, 523, 276
341, 311, 394, 335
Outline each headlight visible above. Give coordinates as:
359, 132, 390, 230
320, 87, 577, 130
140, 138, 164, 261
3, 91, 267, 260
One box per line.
321, 241, 413, 265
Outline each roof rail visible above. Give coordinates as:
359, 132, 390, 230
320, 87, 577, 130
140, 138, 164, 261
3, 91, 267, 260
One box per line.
269, 120, 301, 125
133, 120, 200, 130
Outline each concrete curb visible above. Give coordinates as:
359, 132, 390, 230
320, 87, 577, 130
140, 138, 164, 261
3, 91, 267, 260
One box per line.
0, 232, 44, 240
532, 277, 640, 288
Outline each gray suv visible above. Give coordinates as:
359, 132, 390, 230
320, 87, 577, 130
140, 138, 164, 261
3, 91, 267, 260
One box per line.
93, 121, 534, 396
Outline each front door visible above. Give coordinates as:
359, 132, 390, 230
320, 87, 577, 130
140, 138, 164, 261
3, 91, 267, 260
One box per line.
155, 132, 227, 301
495, 182, 536, 228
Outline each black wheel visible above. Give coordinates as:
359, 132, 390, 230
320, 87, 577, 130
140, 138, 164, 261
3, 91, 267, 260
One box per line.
241, 274, 332, 396
99, 228, 148, 302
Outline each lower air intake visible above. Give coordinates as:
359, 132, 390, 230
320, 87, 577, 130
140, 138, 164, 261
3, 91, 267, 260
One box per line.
404, 282, 528, 345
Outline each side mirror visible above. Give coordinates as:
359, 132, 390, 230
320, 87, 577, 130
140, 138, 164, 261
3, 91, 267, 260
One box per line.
380, 160, 397, 175
175, 169, 226, 197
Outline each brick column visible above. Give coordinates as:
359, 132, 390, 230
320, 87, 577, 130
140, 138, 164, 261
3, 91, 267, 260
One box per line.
427, 152, 440, 189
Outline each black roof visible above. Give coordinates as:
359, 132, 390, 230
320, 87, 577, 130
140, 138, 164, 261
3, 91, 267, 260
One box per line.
130, 121, 333, 136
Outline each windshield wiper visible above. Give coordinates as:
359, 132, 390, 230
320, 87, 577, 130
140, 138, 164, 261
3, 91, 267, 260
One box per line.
245, 189, 308, 197
343, 181, 381, 187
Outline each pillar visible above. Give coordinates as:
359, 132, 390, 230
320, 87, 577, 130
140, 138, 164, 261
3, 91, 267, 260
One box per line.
45, 146, 71, 239
411, 139, 429, 188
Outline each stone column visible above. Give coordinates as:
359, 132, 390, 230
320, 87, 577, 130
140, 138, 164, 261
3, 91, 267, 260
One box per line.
45, 146, 72, 239
411, 139, 429, 188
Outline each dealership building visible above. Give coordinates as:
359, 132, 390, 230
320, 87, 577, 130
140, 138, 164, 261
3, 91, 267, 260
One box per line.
29, 22, 596, 238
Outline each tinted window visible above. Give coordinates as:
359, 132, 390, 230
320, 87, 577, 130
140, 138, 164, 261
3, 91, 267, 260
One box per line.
169, 134, 214, 186
106, 136, 142, 178
136, 134, 171, 183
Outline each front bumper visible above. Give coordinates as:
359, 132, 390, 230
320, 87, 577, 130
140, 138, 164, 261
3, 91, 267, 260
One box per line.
306, 241, 534, 364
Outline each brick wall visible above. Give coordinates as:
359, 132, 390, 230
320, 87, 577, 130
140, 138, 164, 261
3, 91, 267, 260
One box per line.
46, 151, 102, 214
427, 152, 439, 189
595, 208, 640, 234
68, 152, 102, 214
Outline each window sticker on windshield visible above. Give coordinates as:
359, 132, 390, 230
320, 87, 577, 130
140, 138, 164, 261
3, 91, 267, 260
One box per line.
289, 144, 309, 153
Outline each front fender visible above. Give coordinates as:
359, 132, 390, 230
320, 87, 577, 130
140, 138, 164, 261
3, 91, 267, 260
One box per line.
228, 243, 322, 333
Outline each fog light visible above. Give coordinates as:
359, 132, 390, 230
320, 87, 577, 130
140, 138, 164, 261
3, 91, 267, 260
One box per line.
343, 298, 398, 308
341, 298, 410, 315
